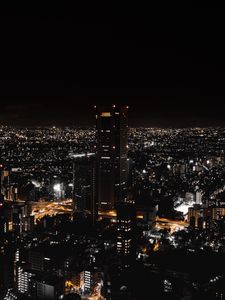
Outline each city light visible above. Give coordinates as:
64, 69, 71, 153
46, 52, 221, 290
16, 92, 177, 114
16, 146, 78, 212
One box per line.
53, 183, 61, 193
1, 119, 225, 299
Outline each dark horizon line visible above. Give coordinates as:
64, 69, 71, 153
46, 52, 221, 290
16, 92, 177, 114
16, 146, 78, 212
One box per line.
1, 123, 225, 130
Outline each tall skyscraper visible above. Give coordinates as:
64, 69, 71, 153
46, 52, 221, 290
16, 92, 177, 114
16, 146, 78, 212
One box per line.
95, 104, 129, 211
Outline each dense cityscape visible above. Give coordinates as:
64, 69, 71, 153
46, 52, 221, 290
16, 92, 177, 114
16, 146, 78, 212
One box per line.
1, 106, 225, 299
0, 4, 224, 299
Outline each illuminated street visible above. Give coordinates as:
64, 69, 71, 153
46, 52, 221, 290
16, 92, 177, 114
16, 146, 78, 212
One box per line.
155, 217, 188, 233
31, 199, 73, 222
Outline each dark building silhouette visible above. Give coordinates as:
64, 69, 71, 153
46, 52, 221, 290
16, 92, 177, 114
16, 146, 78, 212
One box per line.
95, 104, 129, 211
64, 293, 81, 300
72, 156, 97, 225
0, 164, 6, 202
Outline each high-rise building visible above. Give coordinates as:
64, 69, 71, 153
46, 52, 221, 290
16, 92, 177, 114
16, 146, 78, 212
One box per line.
35, 276, 64, 300
95, 104, 129, 211
0, 204, 13, 237
16, 263, 34, 295
0, 166, 18, 202
195, 190, 203, 204
71, 156, 97, 225
116, 203, 136, 267
0, 246, 15, 296
0, 165, 7, 202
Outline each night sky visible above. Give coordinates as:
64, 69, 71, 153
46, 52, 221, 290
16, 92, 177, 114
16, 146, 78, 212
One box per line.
0, 5, 224, 127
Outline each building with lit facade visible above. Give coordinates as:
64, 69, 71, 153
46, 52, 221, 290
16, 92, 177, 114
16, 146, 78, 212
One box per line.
0, 164, 6, 202
95, 104, 129, 211
16, 263, 34, 295
0, 167, 18, 202
116, 202, 136, 267
188, 205, 225, 229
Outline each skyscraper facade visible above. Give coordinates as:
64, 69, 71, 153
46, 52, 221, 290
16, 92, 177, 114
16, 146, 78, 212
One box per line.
116, 202, 136, 266
95, 105, 129, 211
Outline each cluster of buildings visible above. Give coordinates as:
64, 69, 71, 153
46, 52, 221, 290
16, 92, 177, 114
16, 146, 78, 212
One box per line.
188, 205, 225, 230
0, 105, 138, 299
1, 110, 225, 298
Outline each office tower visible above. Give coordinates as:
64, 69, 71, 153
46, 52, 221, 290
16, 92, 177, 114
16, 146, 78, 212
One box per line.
6, 186, 18, 202
80, 268, 101, 295
28, 249, 47, 273
73, 160, 94, 211
72, 157, 97, 225
0, 165, 6, 202
91, 161, 97, 225
16, 263, 34, 295
0, 166, 17, 202
12, 204, 30, 234
1, 169, 9, 199
0, 247, 15, 295
188, 206, 203, 229
81, 270, 93, 294
21, 216, 34, 233
35, 276, 64, 300
195, 190, 203, 204
95, 104, 129, 211
28, 247, 54, 273
116, 202, 136, 267
0, 204, 13, 237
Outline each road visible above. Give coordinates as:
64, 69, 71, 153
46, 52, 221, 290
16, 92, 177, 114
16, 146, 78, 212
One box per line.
155, 216, 188, 233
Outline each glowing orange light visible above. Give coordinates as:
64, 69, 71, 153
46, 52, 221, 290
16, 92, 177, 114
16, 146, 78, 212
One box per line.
101, 112, 111, 117
153, 241, 159, 252
137, 214, 144, 219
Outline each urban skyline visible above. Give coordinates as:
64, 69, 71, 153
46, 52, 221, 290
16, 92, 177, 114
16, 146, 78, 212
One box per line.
1, 6, 225, 300
2, 112, 225, 298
